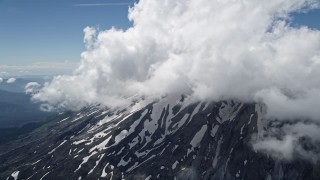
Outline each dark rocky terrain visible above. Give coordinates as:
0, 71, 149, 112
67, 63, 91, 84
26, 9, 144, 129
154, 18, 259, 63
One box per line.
0, 96, 319, 180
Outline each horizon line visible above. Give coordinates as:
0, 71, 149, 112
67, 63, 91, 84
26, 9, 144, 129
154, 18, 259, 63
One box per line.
73, 3, 132, 7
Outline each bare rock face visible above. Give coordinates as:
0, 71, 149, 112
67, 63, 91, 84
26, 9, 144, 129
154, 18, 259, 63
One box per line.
0, 96, 319, 180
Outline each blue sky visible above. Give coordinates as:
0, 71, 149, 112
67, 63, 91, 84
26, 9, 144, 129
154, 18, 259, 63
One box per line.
0, 0, 135, 75
0, 0, 319, 76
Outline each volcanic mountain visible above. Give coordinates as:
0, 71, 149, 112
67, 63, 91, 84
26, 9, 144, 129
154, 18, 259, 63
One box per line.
1, 95, 319, 180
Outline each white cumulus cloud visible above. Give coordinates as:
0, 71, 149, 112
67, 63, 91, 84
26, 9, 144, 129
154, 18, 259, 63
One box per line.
6, 78, 16, 84
34, 0, 320, 117
25, 82, 41, 95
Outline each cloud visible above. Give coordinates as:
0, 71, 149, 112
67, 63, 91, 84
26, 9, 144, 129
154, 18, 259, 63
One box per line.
6, 78, 16, 84
0, 61, 78, 76
32, 0, 320, 160
253, 122, 320, 162
0, 71, 9, 75
73, 3, 132, 7
25, 82, 41, 95
0, 62, 77, 70
34, 0, 320, 115
253, 135, 297, 160
0, 77, 3, 83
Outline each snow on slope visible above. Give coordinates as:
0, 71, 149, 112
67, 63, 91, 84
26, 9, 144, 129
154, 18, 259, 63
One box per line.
1, 97, 316, 180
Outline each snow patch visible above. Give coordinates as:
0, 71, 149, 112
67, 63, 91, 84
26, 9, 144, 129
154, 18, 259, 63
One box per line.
240, 124, 245, 135
88, 154, 105, 174
75, 151, 97, 172
248, 114, 254, 125
58, 117, 69, 123
73, 139, 88, 145
210, 124, 219, 138
225, 148, 234, 173
71, 115, 85, 122
126, 162, 139, 172
236, 170, 240, 177
11, 171, 19, 180
189, 103, 201, 122
202, 102, 210, 111
101, 163, 109, 177
40, 172, 50, 180
172, 113, 189, 132
48, 140, 67, 154
212, 137, 223, 168
89, 136, 112, 153
172, 161, 179, 169
188, 125, 208, 155
129, 109, 148, 135
31, 159, 41, 165
129, 136, 139, 149
115, 130, 129, 144
117, 157, 132, 167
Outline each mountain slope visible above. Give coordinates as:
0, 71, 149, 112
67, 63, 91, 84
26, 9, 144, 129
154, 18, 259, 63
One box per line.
0, 96, 319, 180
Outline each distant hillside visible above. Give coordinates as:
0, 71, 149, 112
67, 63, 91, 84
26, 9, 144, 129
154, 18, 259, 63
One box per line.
0, 89, 55, 128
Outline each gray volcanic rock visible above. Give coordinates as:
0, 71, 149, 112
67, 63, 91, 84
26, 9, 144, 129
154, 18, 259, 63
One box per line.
0, 96, 319, 180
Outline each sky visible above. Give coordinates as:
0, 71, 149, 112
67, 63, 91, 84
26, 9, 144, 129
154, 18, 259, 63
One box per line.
0, 0, 319, 73
0, 0, 319, 76
0, 0, 135, 76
